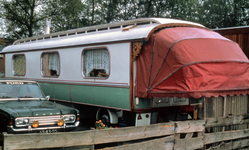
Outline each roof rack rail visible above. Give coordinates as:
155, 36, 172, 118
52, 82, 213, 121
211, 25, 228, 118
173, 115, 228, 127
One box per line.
13, 18, 159, 45
13, 18, 205, 45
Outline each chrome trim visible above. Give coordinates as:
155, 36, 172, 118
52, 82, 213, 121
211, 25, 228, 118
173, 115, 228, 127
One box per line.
35, 79, 129, 88
63, 114, 76, 123
7, 121, 80, 132
15, 115, 76, 127
15, 118, 29, 127
15, 115, 62, 127
65, 121, 80, 128
0, 98, 47, 101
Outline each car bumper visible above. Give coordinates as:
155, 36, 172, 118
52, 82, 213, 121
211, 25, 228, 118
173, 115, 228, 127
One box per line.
7, 121, 80, 133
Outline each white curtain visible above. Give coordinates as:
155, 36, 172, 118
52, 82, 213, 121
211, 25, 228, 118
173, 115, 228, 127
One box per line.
48, 53, 60, 75
84, 49, 109, 77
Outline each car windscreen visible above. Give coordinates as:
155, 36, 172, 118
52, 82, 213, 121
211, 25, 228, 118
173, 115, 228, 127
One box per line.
0, 81, 45, 99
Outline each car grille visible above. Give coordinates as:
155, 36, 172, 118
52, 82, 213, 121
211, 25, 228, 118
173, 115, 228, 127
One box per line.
29, 115, 62, 126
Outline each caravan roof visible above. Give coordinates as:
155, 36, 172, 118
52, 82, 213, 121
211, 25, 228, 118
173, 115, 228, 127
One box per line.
2, 18, 205, 53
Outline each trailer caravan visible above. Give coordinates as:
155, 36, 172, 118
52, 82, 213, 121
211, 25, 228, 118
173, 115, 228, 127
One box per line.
2, 18, 249, 127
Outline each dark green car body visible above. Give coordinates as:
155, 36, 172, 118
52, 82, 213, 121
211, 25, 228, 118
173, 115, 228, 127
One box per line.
0, 80, 80, 134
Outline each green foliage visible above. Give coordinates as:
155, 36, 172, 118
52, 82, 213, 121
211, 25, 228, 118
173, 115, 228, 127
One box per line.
95, 120, 113, 129
199, 0, 249, 28
0, 0, 249, 41
0, 0, 44, 39
42, 0, 86, 32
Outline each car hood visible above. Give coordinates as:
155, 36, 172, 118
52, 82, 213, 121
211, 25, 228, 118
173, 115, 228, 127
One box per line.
0, 100, 78, 118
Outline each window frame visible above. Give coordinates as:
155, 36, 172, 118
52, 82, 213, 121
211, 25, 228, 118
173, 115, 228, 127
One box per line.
12, 54, 26, 76
40, 51, 60, 78
82, 47, 110, 79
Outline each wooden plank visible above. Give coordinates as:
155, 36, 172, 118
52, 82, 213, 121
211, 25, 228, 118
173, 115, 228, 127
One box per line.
206, 138, 249, 150
222, 96, 226, 132
175, 120, 205, 133
238, 34, 245, 51
174, 137, 203, 150
174, 133, 181, 140
185, 133, 193, 139
204, 97, 207, 120
93, 122, 175, 144
204, 129, 249, 145
38, 145, 94, 150
245, 34, 249, 58
198, 132, 203, 137
206, 142, 231, 150
3, 122, 175, 150
205, 114, 249, 128
101, 136, 174, 150
214, 27, 249, 35
232, 138, 249, 150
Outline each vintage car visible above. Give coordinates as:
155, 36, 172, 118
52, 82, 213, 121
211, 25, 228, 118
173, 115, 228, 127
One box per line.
0, 80, 80, 134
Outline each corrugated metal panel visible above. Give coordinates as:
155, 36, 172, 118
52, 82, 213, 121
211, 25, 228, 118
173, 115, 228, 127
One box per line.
205, 95, 248, 147
206, 95, 248, 131
226, 95, 248, 130
206, 96, 223, 134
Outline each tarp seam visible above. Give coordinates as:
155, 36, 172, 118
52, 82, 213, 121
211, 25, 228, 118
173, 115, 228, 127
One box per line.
148, 32, 160, 92
149, 60, 249, 90
148, 88, 249, 93
149, 37, 241, 90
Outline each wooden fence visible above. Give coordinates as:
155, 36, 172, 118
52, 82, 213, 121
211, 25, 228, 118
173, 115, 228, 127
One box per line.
1, 114, 249, 150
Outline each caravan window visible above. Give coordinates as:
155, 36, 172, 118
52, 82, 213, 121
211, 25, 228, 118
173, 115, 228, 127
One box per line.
12, 54, 26, 76
41, 52, 60, 77
83, 48, 109, 78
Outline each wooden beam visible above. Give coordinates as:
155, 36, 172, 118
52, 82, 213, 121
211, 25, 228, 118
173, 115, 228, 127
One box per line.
3, 122, 175, 150
205, 114, 249, 128
204, 129, 249, 145
174, 137, 203, 150
101, 136, 174, 150
222, 96, 227, 132
185, 133, 193, 139
204, 97, 207, 120
214, 27, 249, 35
175, 120, 205, 133
206, 138, 249, 150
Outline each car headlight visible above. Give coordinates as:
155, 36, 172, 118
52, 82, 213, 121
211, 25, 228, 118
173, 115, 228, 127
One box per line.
63, 115, 75, 123
15, 118, 29, 126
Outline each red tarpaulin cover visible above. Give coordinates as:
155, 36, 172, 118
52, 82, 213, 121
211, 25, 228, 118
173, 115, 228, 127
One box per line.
136, 27, 249, 98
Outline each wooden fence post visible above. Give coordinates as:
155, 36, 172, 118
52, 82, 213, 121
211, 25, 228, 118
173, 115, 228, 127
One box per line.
222, 96, 227, 132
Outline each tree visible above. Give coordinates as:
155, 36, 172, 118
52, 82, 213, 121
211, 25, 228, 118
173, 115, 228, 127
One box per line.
1, 0, 249, 41
42, 0, 86, 32
0, 0, 44, 39
198, 0, 249, 28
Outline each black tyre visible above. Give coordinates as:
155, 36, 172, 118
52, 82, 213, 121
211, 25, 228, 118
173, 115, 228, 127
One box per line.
100, 113, 110, 127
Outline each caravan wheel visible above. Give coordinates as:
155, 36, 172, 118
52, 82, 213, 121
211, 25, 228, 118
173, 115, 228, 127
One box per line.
101, 113, 110, 127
